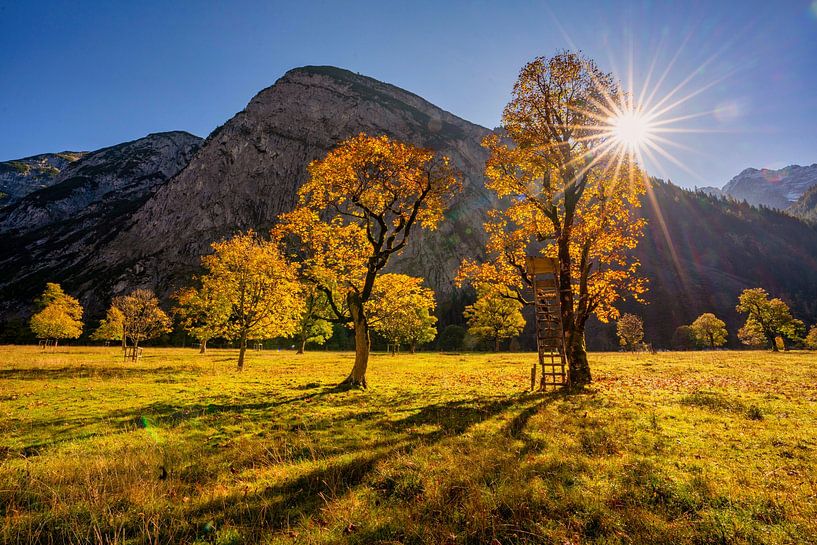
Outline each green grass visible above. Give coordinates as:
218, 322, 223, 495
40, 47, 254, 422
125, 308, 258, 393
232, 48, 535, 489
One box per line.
1, 347, 816, 544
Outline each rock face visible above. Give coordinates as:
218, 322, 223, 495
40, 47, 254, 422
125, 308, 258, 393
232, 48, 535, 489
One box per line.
94, 66, 496, 305
722, 164, 817, 209
0, 132, 201, 311
0, 152, 86, 207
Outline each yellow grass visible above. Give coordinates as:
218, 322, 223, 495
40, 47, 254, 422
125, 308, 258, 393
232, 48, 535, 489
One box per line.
1, 346, 816, 544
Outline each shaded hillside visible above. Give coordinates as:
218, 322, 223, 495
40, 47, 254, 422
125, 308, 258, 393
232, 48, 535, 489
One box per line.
0, 132, 202, 315
590, 182, 817, 348
789, 183, 817, 224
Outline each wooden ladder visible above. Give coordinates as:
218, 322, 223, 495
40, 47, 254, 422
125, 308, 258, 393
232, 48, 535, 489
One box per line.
526, 257, 568, 390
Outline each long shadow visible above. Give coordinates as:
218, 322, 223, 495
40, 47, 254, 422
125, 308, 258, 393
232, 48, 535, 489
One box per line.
0, 366, 187, 381
185, 391, 562, 541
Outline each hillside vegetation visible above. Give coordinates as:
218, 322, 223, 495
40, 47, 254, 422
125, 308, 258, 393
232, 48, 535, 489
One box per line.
2, 347, 816, 544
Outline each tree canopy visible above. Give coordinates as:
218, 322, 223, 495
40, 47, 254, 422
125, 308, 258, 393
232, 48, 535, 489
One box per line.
736, 288, 804, 351
689, 313, 728, 349
616, 314, 644, 351
458, 52, 648, 385
276, 133, 460, 387
367, 273, 438, 354
30, 283, 83, 344
199, 231, 302, 369
464, 289, 526, 352
113, 289, 171, 354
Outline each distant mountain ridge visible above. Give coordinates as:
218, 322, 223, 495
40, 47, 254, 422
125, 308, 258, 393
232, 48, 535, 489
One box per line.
720, 164, 817, 210
1, 66, 816, 348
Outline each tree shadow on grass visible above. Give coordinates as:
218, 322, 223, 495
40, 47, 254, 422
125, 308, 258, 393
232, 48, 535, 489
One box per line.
182, 392, 562, 542
0, 366, 185, 381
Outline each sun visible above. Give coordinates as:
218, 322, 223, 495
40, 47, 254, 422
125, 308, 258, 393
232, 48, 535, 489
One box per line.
608, 107, 655, 154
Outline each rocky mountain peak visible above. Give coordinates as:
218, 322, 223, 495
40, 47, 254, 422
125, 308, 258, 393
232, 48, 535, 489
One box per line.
722, 163, 817, 209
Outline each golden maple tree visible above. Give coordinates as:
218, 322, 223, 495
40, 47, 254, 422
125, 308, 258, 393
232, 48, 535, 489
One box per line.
275, 133, 460, 387
200, 231, 302, 369
91, 305, 126, 348
458, 52, 647, 385
30, 283, 83, 345
463, 288, 526, 352
173, 283, 231, 354
367, 273, 437, 355
112, 289, 171, 358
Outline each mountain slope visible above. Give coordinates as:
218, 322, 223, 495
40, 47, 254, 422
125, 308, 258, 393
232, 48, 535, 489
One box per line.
0, 152, 86, 207
788, 183, 817, 223
0, 132, 201, 312
722, 164, 817, 209
592, 181, 817, 348
90, 66, 496, 305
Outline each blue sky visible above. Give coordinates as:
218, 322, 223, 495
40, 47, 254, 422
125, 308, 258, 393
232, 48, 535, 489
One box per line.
1, 0, 816, 188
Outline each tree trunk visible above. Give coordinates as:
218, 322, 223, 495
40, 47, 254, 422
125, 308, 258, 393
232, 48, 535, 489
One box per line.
494, 336, 500, 352
199, 338, 207, 354
567, 329, 591, 387
410, 342, 416, 355
237, 333, 247, 371
770, 335, 779, 352
121, 335, 127, 350
54, 339, 58, 348
298, 338, 306, 354
132, 339, 140, 362
341, 292, 368, 388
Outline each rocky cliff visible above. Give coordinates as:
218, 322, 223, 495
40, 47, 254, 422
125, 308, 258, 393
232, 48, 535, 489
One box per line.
722, 164, 817, 209
93, 66, 496, 305
0, 132, 201, 312
0, 152, 85, 207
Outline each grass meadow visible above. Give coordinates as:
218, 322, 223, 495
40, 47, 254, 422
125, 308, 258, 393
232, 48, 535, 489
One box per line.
1, 346, 816, 544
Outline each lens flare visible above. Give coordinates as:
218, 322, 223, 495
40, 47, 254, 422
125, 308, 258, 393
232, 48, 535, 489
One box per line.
608, 108, 655, 153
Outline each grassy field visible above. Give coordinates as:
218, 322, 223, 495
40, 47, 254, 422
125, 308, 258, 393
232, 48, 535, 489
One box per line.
1, 346, 816, 544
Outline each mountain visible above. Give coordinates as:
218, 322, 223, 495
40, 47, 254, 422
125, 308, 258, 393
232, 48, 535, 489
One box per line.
0, 67, 496, 321
722, 164, 817, 209
0, 152, 86, 206
89, 67, 496, 306
788, 183, 817, 224
1, 66, 817, 349
608, 181, 817, 348
0, 132, 201, 315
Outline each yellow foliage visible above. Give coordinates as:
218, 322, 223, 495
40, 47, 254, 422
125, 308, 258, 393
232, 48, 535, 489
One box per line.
201, 231, 302, 344
367, 274, 437, 351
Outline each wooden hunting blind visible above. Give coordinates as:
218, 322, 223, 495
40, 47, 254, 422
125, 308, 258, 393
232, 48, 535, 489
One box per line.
526, 256, 568, 389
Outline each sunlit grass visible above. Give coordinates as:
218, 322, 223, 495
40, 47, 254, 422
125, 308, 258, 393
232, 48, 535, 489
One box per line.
1, 346, 816, 544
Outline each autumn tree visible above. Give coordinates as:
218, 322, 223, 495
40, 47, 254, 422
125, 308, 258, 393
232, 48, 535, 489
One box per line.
30, 283, 83, 346
736, 288, 804, 351
275, 133, 460, 387
616, 314, 644, 351
173, 284, 230, 354
805, 326, 817, 350
91, 306, 126, 348
292, 285, 333, 354
200, 231, 302, 370
114, 289, 171, 357
689, 313, 728, 349
458, 52, 647, 386
464, 289, 526, 352
367, 274, 437, 354
737, 320, 766, 348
